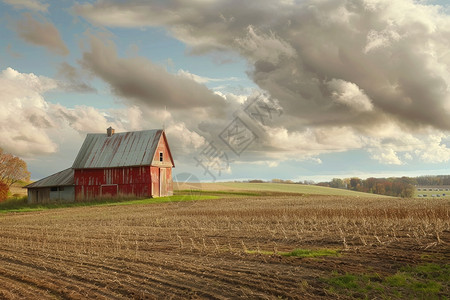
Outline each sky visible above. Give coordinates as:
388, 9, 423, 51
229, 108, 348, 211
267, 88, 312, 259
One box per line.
0, 0, 449, 183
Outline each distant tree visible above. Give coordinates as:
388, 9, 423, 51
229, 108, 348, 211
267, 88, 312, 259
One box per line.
349, 177, 362, 190
271, 179, 295, 184
343, 178, 351, 189
364, 177, 377, 193
375, 182, 386, 195
400, 176, 417, 186
401, 186, 415, 198
249, 180, 264, 183
0, 181, 7, 202
416, 175, 450, 186
0, 148, 31, 187
330, 178, 345, 189
317, 176, 415, 197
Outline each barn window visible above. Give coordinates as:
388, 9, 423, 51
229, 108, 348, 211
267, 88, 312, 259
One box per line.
50, 187, 58, 192
159, 152, 163, 162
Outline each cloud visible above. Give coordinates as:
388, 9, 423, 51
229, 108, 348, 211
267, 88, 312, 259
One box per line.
417, 134, 450, 163
79, 35, 226, 116
235, 25, 297, 64
3, 0, 48, 12
74, 0, 450, 129
0, 67, 211, 170
0, 67, 119, 157
0, 67, 58, 156
56, 63, 97, 93
73, 0, 450, 167
363, 121, 450, 165
15, 13, 69, 55
177, 69, 238, 84
370, 148, 403, 165
327, 79, 374, 112
261, 125, 364, 158
51, 104, 111, 134
364, 29, 401, 54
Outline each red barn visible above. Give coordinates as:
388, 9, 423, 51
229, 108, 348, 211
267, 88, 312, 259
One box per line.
26, 128, 174, 203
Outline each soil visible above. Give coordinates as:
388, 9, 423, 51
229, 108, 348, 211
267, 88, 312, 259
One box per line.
0, 194, 448, 299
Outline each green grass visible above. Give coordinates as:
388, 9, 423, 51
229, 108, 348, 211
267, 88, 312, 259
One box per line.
1, 182, 387, 214
175, 189, 260, 197
246, 248, 340, 258
3, 186, 347, 214
0, 193, 219, 213
280, 248, 339, 258
203, 182, 390, 197
325, 263, 449, 299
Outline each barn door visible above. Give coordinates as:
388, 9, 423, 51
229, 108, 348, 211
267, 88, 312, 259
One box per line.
101, 184, 118, 198
160, 168, 167, 197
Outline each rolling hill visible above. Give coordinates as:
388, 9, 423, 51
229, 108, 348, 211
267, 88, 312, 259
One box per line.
174, 182, 391, 197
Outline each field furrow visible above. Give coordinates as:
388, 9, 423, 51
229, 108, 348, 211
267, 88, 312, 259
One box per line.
0, 194, 448, 299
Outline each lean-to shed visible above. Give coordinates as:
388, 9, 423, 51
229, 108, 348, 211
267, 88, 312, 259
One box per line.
25, 168, 75, 204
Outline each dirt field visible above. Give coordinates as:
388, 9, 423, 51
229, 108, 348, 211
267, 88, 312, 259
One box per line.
0, 194, 448, 299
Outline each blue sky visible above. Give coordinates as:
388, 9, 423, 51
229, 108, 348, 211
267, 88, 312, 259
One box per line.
0, 0, 449, 182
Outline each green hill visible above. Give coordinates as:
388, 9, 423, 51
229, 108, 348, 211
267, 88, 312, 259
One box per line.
176, 182, 391, 197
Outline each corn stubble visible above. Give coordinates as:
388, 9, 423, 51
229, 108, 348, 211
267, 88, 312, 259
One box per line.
0, 195, 448, 299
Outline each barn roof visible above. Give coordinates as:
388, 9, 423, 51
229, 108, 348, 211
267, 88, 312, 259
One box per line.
25, 168, 74, 188
72, 129, 166, 169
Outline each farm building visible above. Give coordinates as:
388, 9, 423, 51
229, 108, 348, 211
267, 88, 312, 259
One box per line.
415, 185, 450, 198
25, 128, 174, 203
26, 168, 75, 203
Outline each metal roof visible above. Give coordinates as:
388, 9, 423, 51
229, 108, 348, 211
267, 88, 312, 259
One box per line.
72, 129, 163, 169
25, 168, 74, 188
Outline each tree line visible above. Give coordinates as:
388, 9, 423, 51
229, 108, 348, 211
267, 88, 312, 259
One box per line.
415, 175, 450, 186
317, 175, 450, 198
0, 148, 30, 201
318, 177, 415, 198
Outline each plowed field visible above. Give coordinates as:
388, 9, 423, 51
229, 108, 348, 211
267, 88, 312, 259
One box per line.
0, 194, 448, 299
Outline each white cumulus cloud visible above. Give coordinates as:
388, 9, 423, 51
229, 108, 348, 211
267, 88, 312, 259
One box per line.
327, 79, 374, 112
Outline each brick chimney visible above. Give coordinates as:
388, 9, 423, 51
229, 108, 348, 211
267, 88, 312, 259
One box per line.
107, 126, 115, 137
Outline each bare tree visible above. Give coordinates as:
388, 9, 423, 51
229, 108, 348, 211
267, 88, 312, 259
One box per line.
0, 148, 30, 187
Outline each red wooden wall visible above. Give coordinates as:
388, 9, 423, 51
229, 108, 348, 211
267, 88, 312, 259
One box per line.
74, 166, 152, 200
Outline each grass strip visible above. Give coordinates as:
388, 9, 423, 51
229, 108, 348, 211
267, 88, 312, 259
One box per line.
280, 248, 340, 258
175, 190, 261, 197
246, 248, 340, 258
324, 263, 449, 299
0, 194, 219, 213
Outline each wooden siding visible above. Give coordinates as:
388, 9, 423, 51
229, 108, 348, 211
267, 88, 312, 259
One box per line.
151, 166, 159, 197
74, 166, 152, 200
151, 131, 175, 167
27, 186, 75, 204
160, 167, 173, 197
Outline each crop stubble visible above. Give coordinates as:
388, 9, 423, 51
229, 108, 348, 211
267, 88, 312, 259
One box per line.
0, 195, 448, 299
